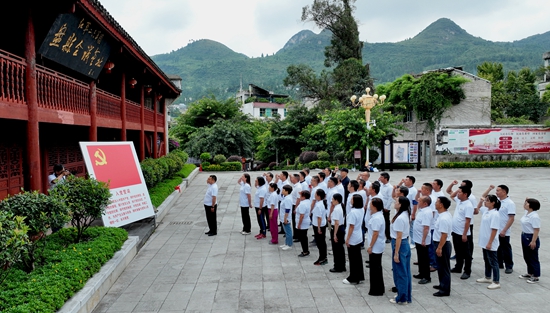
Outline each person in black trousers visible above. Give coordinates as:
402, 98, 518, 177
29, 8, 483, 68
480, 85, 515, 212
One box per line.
329, 194, 346, 272
433, 196, 453, 297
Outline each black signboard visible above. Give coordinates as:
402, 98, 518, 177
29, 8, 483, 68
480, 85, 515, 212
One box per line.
39, 14, 111, 79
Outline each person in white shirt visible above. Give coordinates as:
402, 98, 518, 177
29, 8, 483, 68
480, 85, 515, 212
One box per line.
203, 175, 218, 236
296, 190, 312, 257
495, 184, 515, 274
430, 179, 445, 270
329, 194, 346, 272
253, 176, 267, 239
446, 179, 477, 261
519, 198, 541, 284
299, 171, 309, 193
303, 168, 312, 186
412, 196, 433, 285
238, 173, 252, 235
343, 194, 365, 285
48, 163, 70, 190
431, 179, 445, 197
364, 181, 382, 269
433, 196, 453, 297
312, 189, 328, 266
318, 172, 328, 194
279, 185, 294, 250
475, 194, 501, 289
290, 174, 303, 241
389, 196, 412, 305
379, 172, 393, 243
396, 176, 418, 248
345, 180, 360, 218
310, 175, 320, 214
450, 186, 474, 279
267, 183, 280, 245
367, 197, 386, 296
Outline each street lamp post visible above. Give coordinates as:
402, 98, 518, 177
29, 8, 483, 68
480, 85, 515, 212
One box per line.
350, 88, 386, 168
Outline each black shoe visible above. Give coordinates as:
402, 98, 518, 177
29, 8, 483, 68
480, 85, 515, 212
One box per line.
413, 274, 422, 279
365, 260, 370, 264
450, 268, 461, 273
278, 230, 285, 234
330, 268, 345, 273
433, 285, 441, 290
293, 238, 300, 242
385, 239, 391, 243
391, 287, 398, 293
418, 278, 431, 284
208, 233, 217, 236
460, 273, 470, 280
298, 251, 310, 257
365, 264, 370, 268
205, 231, 211, 235
433, 291, 449, 297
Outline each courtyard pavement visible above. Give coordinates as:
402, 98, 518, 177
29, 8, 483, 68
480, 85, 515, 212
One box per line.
93, 167, 550, 313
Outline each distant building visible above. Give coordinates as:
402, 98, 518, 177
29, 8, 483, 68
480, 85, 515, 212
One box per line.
395, 67, 491, 167
237, 84, 289, 119
537, 51, 550, 97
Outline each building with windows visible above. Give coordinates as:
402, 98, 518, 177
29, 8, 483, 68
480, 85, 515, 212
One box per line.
0, 0, 181, 198
237, 84, 289, 119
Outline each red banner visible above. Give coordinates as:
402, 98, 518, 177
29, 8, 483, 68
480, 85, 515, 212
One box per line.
469, 128, 550, 154
85, 144, 142, 189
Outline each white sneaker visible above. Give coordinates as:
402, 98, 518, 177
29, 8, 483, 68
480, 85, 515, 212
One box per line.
282, 245, 292, 251
342, 279, 351, 285
527, 277, 540, 284
476, 277, 492, 283
519, 274, 532, 279
410, 245, 416, 250
241, 231, 251, 235
280, 244, 287, 248
487, 282, 501, 289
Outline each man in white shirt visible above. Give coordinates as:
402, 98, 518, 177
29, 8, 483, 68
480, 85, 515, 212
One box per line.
447, 179, 476, 261
413, 196, 433, 284
450, 186, 474, 279
378, 172, 393, 242
431, 179, 445, 197
433, 196, 453, 297
318, 172, 328, 194
303, 168, 312, 186
204, 175, 219, 236
345, 180, 360, 217
495, 184, 515, 274
48, 163, 70, 190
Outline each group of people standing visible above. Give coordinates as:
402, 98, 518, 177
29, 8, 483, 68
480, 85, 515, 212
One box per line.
203, 170, 542, 305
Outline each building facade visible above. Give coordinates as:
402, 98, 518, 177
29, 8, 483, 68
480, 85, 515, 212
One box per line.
237, 84, 289, 119
0, 0, 181, 199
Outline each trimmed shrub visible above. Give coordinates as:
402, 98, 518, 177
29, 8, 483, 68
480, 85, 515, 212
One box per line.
369, 149, 380, 163
202, 162, 242, 171
140, 151, 188, 189
49, 176, 111, 242
0, 212, 30, 284
308, 160, 330, 169
168, 138, 181, 151
227, 155, 242, 162
213, 154, 226, 164
268, 162, 278, 169
0, 191, 70, 272
200, 152, 211, 163
317, 151, 330, 161
334, 151, 346, 164
299, 151, 318, 164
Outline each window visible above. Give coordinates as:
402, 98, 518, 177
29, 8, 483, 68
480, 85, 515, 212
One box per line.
259, 108, 266, 117
403, 110, 413, 122
284, 108, 287, 117
266, 108, 272, 117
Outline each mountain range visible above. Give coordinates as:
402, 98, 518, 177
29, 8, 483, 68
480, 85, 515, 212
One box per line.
151, 18, 550, 103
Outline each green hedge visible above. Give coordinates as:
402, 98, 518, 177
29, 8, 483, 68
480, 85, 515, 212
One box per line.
148, 164, 196, 207
0, 227, 127, 313
140, 151, 189, 188
202, 162, 241, 171
437, 160, 550, 169
308, 160, 331, 169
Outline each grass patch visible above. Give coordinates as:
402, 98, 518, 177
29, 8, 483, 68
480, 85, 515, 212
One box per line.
149, 164, 196, 208
0, 227, 128, 313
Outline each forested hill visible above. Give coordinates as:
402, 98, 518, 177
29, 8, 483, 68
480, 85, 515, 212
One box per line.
151, 18, 550, 103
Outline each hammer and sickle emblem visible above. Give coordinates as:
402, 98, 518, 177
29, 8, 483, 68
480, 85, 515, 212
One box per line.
94, 148, 107, 166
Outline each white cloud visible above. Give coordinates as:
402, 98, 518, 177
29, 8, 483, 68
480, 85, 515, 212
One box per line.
98, 0, 550, 57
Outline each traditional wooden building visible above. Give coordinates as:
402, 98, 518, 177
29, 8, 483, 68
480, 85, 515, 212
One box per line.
0, 0, 181, 199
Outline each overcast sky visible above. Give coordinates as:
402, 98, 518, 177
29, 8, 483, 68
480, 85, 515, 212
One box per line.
99, 0, 550, 58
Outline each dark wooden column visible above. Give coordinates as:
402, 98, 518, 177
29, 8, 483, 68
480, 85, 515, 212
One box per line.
139, 85, 145, 160
25, 8, 41, 192
89, 81, 97, 141
120, 72, 127, 141
162, 98, 167, 156
153, 93, 158, 158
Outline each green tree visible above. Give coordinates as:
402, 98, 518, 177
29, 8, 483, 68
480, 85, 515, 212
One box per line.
185, 119, 253, 158
302, 0, 362, 67
504, 68, 547, 122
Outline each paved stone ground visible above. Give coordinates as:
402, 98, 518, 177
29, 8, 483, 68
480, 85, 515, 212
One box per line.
94, 168, 550, 313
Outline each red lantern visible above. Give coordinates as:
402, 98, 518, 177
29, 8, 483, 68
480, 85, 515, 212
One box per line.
157, 94, 163, 100
129, 78, 137, 88
104, 61, 115, 73
146, 86, 152, 94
